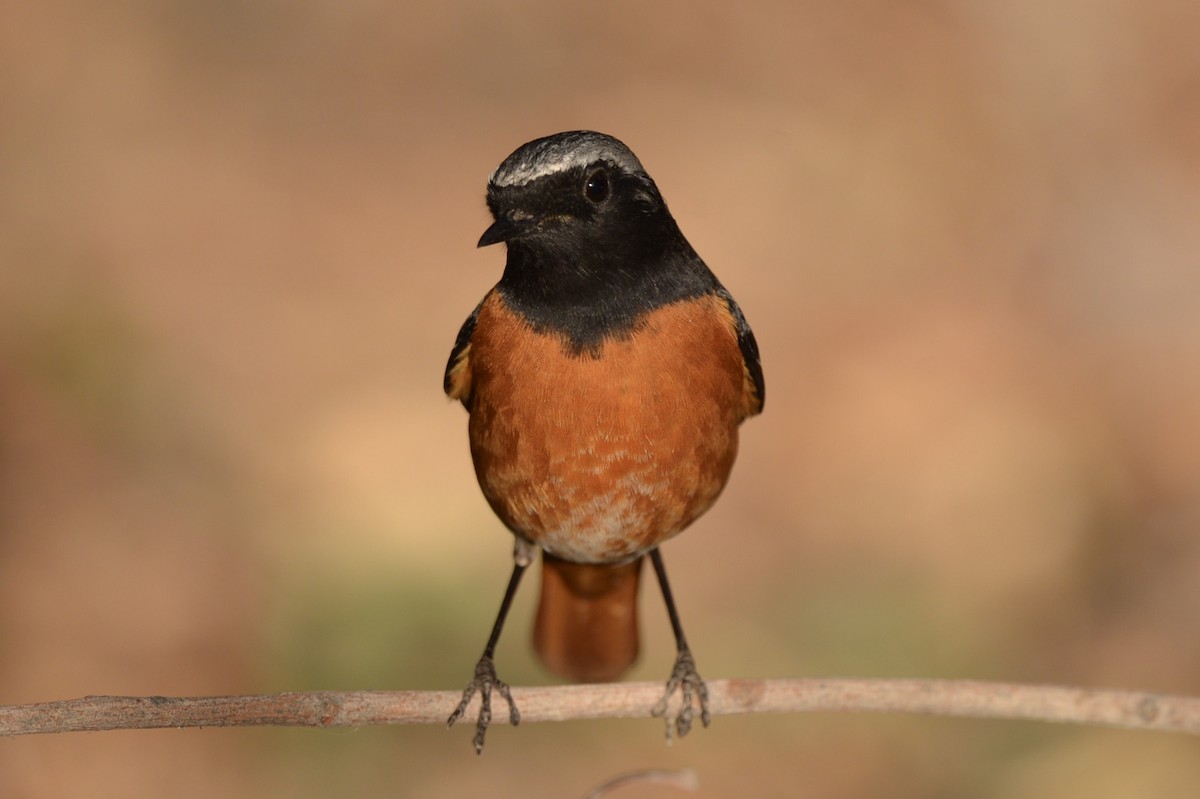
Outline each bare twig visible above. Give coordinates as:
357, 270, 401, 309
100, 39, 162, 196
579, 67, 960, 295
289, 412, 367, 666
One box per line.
2, 679, 1198, 737
583, 768, 699, 798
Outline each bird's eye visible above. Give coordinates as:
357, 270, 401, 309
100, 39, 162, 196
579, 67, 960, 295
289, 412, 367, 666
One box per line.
584, 169, 609, 203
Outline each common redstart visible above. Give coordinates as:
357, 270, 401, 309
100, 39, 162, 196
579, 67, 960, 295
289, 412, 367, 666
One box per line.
445, 131, 764, 752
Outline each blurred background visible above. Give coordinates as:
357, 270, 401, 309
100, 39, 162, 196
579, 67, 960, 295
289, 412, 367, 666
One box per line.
2, 1, 1199, 796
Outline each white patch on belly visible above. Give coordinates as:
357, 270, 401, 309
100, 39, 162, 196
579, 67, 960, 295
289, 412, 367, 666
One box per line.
536, 465, 673, 563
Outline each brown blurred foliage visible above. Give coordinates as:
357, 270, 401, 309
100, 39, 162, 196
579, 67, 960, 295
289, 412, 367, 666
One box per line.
2, 1, 1199, 797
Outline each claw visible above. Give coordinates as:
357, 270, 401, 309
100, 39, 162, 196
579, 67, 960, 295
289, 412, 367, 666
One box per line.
448, 655, 520, 753
651, 649, 710, 740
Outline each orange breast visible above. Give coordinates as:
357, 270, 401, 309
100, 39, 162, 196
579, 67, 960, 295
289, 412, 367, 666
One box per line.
466, 291, 746, 564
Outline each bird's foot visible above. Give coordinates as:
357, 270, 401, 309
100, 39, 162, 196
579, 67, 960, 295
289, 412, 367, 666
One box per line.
651, 648, 710, 740
447, 654, 519, 754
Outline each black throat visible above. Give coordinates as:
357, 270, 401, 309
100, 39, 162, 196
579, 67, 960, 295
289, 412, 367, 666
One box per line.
495, 227, 716, 356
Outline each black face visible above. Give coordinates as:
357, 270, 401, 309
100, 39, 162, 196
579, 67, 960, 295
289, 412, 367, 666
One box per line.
481, 154, 717, 354
482, 160, 660, 255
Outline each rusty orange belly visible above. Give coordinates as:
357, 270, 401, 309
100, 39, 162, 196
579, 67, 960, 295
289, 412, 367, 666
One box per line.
465, 291, 746, 564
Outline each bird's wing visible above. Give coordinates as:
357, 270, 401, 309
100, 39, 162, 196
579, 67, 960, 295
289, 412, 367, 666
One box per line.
444, 298, 484, 406
714, 285, 765, 419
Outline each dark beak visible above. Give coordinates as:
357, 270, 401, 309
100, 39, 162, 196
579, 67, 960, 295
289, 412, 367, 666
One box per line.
477, 214, 535, 248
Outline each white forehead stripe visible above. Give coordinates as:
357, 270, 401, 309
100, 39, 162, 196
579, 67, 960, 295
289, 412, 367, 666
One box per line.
489, 131, 646, 188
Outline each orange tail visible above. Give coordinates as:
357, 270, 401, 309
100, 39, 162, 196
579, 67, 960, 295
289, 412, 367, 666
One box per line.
532, 554, 643, 682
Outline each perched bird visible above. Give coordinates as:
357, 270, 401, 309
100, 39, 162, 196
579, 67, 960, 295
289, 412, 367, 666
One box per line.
445, 131, 764, 752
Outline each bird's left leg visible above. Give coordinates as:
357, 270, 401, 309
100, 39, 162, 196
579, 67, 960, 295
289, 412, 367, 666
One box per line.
648, 547, 710, 739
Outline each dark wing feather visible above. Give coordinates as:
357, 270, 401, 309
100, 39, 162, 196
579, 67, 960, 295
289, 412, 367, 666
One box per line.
444, 299, 483, 406
714, 284, 764, 417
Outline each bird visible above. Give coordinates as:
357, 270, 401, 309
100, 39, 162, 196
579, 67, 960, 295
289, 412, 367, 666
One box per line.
444, 131, 764, 753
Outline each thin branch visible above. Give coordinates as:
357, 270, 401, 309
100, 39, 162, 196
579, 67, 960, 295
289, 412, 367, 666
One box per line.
2, 679, 1198, 737
584, 768, 699, 798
